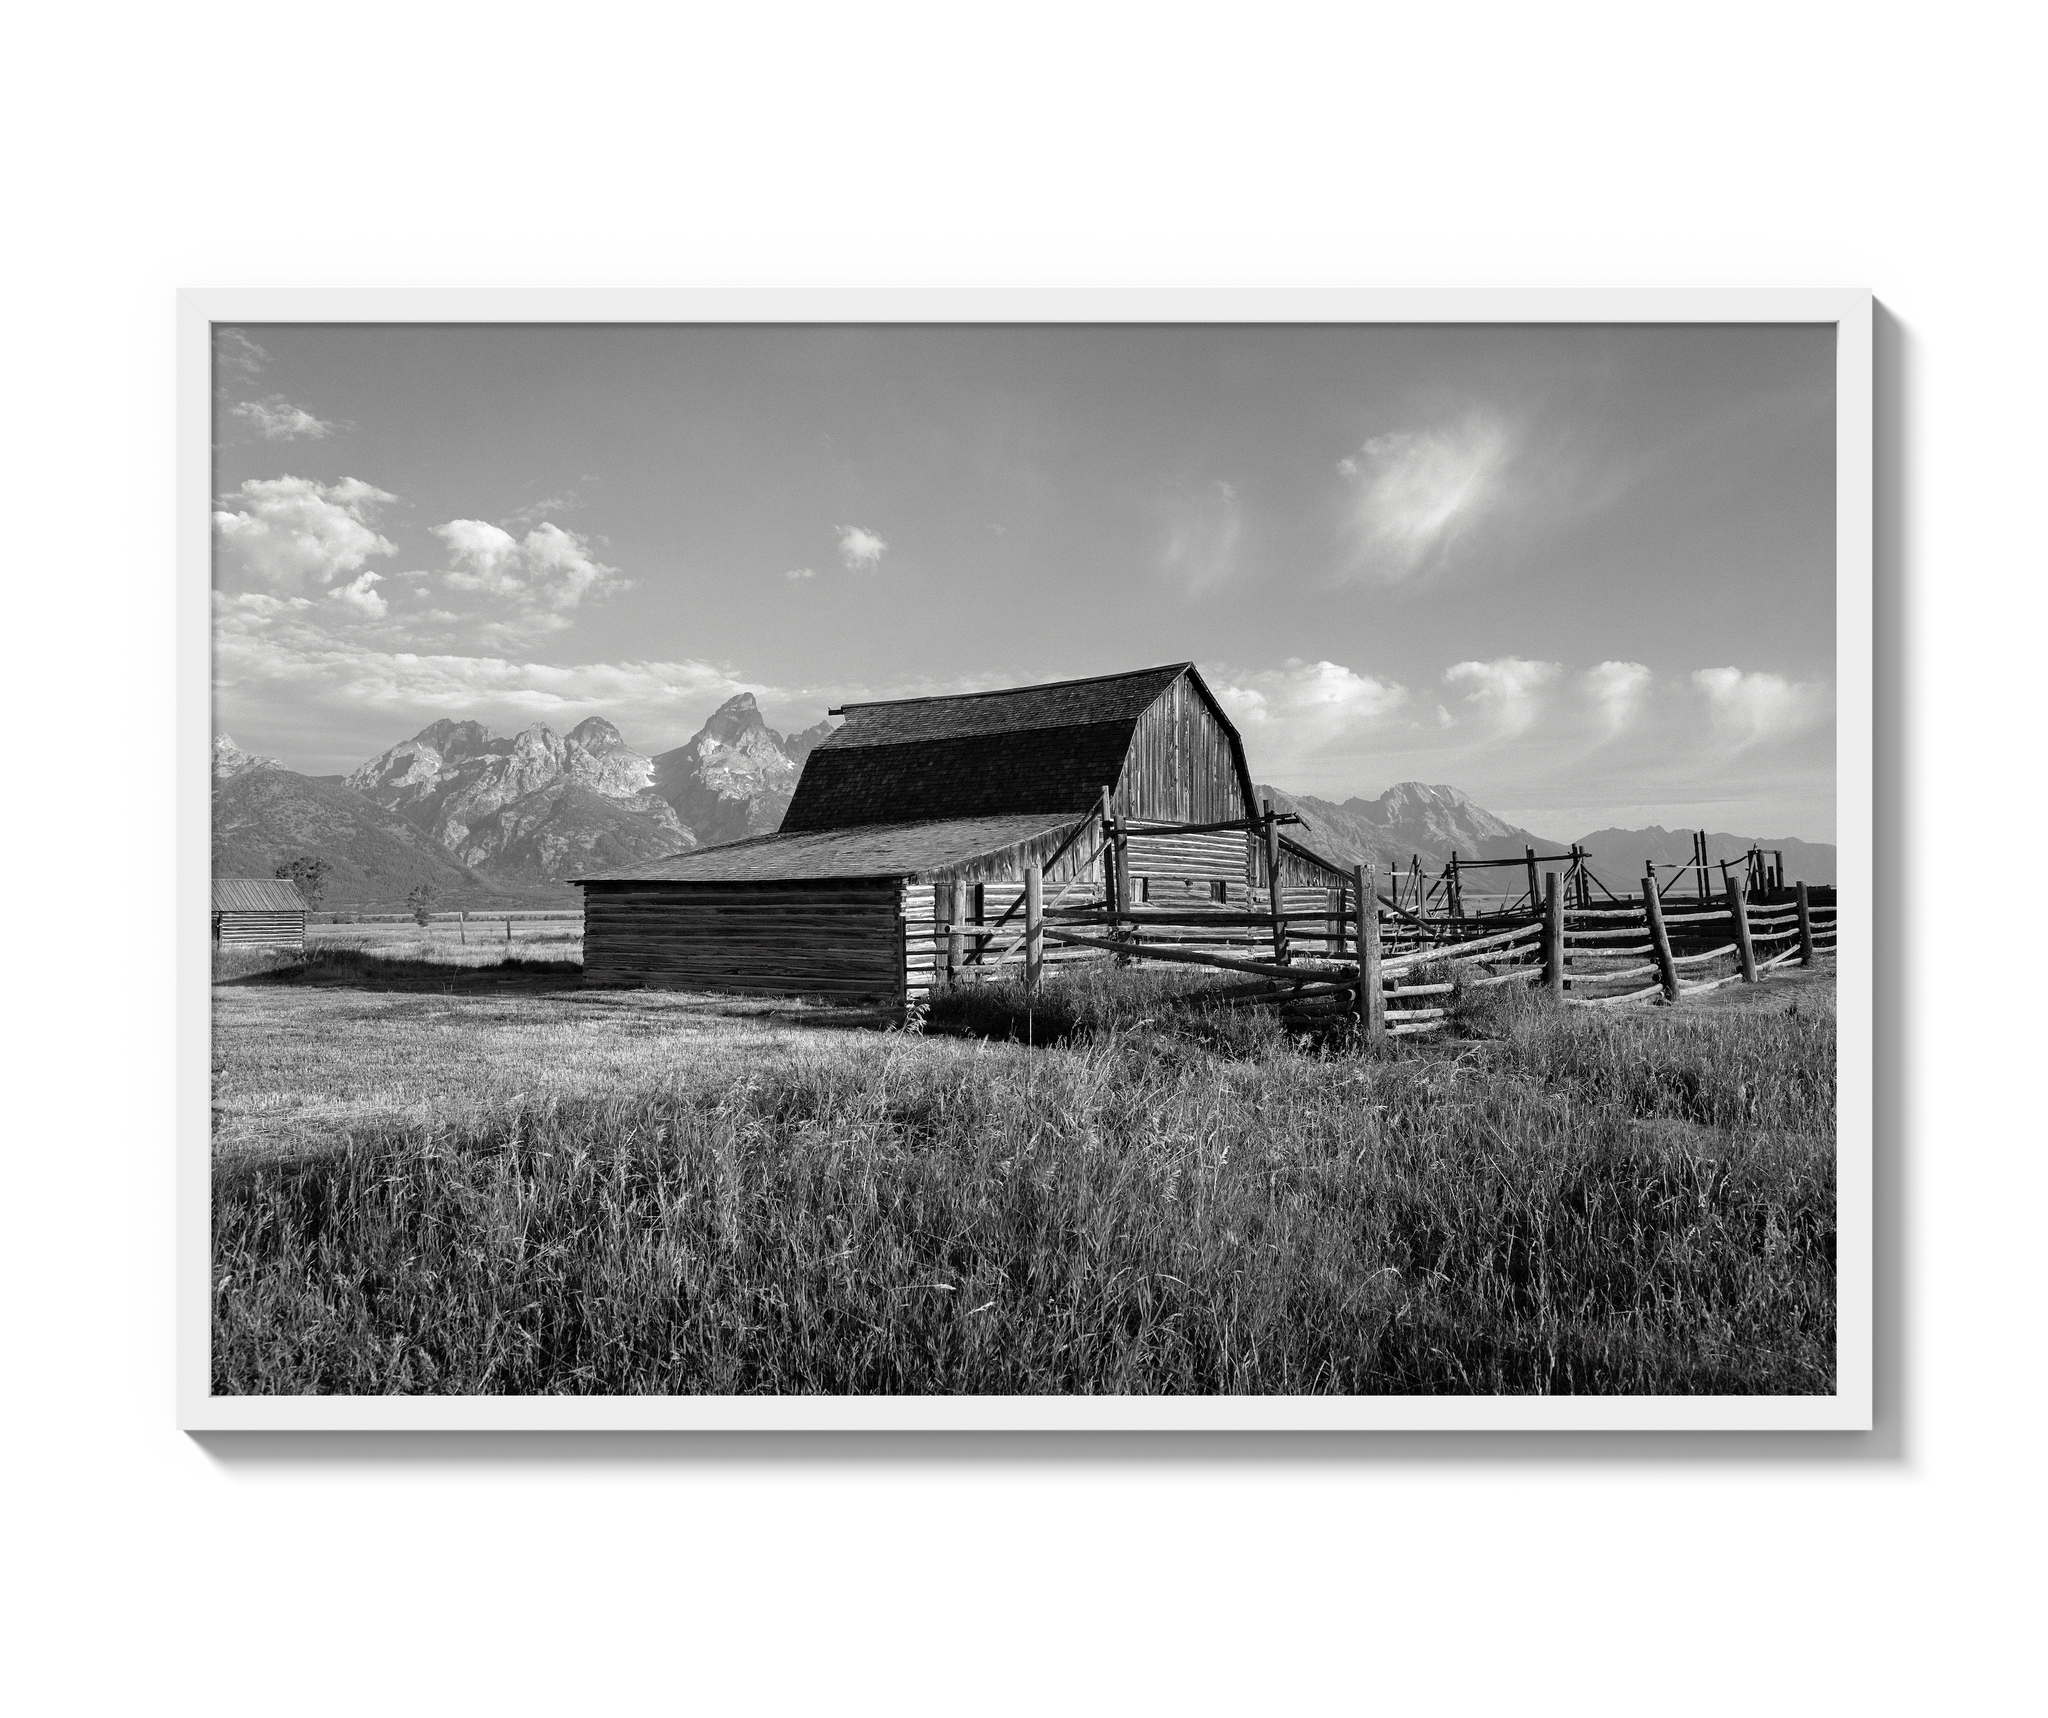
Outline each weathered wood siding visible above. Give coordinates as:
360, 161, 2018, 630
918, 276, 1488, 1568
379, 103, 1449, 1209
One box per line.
213, 910, 304, 948
1111, 677, 1250, 824
582, 879, 903, 1001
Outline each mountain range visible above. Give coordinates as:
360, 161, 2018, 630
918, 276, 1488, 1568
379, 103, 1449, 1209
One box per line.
213, 703, 1835, 907
1258, 783, 1836, 896
212, 694, 833, 906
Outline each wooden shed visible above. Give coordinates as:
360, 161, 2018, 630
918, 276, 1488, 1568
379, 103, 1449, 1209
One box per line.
212, 877, 308, 948
575, 662, 1346, 1008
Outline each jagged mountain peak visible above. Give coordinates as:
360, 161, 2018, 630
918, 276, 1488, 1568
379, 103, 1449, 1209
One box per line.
692, 692, 774, 748
567, 715, 627, 752
212, 734, 284, 780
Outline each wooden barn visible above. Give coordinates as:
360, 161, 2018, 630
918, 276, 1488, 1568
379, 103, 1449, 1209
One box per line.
575, 663, 1353, 1010
212, 877, 308, 948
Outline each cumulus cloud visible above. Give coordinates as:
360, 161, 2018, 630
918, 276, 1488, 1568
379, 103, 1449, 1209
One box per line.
1692, 667, 1829, 747
231, 396, 338, 440
326, 571, 387, 620
1443, 656, 1561, 737
215, 329, 268, 376
1581, 660, 1654, 737
1157, 479, 1243, 593
213, 475, 398, 591
1211, 658, 1409, 779
836, 524, 888, 571
435, 519, 626, 616
1337, 417, 1510, 583
785, 566, 816, 581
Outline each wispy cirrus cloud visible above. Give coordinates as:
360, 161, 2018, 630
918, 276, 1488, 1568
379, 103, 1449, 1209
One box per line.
836, 524, 888, 571
215, 328, 268, 377
785, 566, 816, 581
1157, 478, 1243, 593
1691, 667, 1830, 748
503, 490, 584, 529
1443, 656, 1561, 737
1337, 416, 1511, 583
231, 395, 340, 440
213, 475, 397, 592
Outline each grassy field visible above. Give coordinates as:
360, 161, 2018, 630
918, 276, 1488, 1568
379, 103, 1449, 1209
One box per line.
211, 949, 1837, 1396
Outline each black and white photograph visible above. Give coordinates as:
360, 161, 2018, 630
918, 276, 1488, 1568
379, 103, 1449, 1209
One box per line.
192, 300, 1867, 1420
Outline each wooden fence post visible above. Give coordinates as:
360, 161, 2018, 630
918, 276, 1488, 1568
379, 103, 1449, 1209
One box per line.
1354, 863, 1383, 1039
1025, 862, 1043, 995
1725, 876, 1759, 982
935, 880, 957, 989
1262, 798, 1288, 966
1543, 871, 1564, 999
1448, 852, 1464, 919
1643, 876, 1681, 1003
1525, 846, 1539, 914
1796, 880, 1815, 968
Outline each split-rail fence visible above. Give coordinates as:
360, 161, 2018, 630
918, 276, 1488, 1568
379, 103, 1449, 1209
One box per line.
904, 802, 1837, 1038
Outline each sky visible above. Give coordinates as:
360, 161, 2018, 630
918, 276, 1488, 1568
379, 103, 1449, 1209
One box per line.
211, 322, 1836, 842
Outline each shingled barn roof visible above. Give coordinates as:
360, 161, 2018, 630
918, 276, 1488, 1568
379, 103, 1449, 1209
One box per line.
574, 814, 1086, 885
212, 877, 308, 911
781, 663, 1244, 831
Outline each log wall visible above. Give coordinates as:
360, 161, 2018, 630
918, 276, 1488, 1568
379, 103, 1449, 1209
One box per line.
582, 879, 904, 1001
213, 910, 305, 948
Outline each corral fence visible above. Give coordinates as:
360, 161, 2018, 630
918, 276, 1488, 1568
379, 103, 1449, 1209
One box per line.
906, 796, 1837, 1037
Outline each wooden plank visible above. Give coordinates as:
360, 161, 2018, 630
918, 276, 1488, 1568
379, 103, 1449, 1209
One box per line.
1566, 962, 1661, 986
1041, 927, 1301, 980
1668, 942, 1737, 968
1379, 922, 1542, 975
1570, 982, 1666, 1008
1469, 968, 1540, 990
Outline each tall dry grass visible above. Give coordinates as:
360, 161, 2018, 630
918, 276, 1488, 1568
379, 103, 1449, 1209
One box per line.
212, 979, 1834, 1395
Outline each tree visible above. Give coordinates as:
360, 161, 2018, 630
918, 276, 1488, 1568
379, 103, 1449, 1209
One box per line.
274, 855, 332, 911
406, 882, 438, 928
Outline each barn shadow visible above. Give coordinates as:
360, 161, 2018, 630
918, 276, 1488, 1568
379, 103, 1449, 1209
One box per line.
217, 954, 906, 1028
217, 951, 586, 995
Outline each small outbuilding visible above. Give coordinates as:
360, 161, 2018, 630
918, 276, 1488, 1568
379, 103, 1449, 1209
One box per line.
212, 877, 309, 948
574, 662, 1349, 1009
